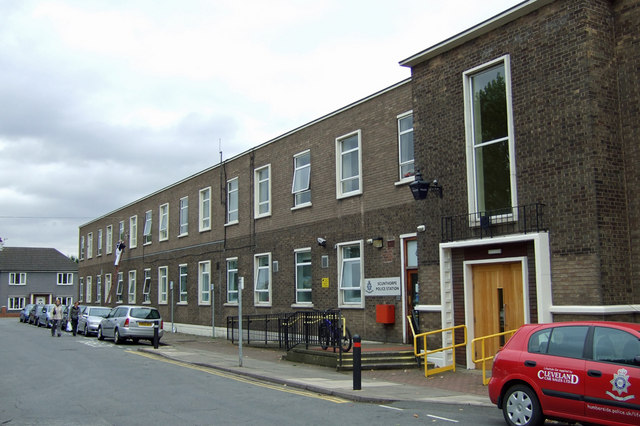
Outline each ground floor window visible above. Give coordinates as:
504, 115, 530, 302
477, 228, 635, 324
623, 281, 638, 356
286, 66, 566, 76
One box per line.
254, 253, 271, 306
226, 258, 238, 303
8, 296, 25, 310
143, 269, 151, 303
337, 241, 363, 307
96, 275, 102, 303
199, 261, 211, 305
158, 266, 168, 304
116, 272, 124, 303
179, 264, 188, 304
104, 274, 112, 304
295, 249, 312, 304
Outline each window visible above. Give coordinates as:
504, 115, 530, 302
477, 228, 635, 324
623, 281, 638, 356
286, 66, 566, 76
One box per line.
105, 274, 112, 304
116, 272, 124, 303
398, 112, 414, 181
128, 270, 136, 304
9, 272, 26, 285
62, 296, 73, 306
292, 151, 311, 207
86, 276, 92, 303
79, 278, 84, 302
254, 253, 271, 306
198, 261, 211, 305
539, 326, 589, 359
336, 130, 362, 198
80, 236, 85, 260
87, 233, 93, 258
158, 266, 168, 304
226, 177, 239, 224
199, 187, 211, 231
129, 216, 137, 248
337, 241, 363, 307
295, 249, 312, 304
159, 203, 169, 241
143, 210, 152, 245
464, 55, 516, 216
97, 229, 103, 256
592, 327, 640, 366
143, 269, 151, 304
254, 165, 271, 218
179, 196, 188, 236
106, 225, 113, 254
179, 264, 188, 304
8, 297, 25, 310
96, 275, 101, 303
226, 258, 238, 303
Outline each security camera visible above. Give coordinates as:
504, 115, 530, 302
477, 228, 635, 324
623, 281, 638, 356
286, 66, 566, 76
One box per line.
317, 237, 327, 247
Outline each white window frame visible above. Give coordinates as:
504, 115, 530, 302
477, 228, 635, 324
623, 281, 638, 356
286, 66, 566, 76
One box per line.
8, 297, 25, 311
115, 272, 124, 303
79, 278, 84, 302
143, 210, 152, 245
9, 272, 27, 285
96, 275, 101, 303
128, 270, 136, 304
226, 258, 238, 304
254, 165, 271, 218
129, 216, 137, 248
86, 276, 92, 303
105, 274, 112, 304
80, 236, 85, 260
463, 54, 518, 221
179, 196, 188, 236
294, 248, 312, 306
87, 233, 93, 259
335, 130, 362, 198
253, 253, 272, 306
106, 225, 113, 254
179, 264, 188, 304
143, 268, 151, 304
159, 203, 169, 241
97, 229, 103, 256
198, 261, 211, 305
292, 150, 311, 208
199, 187, 211, 231
397, 111, 415, 182
337, 240, 364, 308
226, 177, 239, 225
119, 221, 125, 241
158, 266, 168, 305
57, 273, 73, 285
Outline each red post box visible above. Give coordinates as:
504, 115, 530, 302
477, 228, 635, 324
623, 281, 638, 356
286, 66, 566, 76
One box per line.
376, 304, 395, 324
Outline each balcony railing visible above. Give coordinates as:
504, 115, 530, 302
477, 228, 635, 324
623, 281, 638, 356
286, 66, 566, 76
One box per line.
441, 203, 546, 242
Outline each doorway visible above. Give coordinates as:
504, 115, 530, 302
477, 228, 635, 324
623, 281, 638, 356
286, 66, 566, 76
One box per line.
404, 237, 418, 342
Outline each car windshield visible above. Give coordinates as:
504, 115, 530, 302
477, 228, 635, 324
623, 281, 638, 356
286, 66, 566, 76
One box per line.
130, 308, 160, 319
89, 308, 111, 317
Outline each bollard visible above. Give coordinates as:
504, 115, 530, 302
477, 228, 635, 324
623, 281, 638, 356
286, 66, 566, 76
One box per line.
353, 334, 361, 390
153, 323, 159, 349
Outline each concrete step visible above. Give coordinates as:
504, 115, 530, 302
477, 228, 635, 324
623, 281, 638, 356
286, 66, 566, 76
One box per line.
284, 347, 424, 371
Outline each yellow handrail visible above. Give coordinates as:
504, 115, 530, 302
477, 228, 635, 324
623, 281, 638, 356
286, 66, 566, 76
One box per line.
471, 329, 517, 385
407, 316, 467, 378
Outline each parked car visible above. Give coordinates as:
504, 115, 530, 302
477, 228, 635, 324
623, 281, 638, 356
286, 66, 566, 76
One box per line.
30, 304, 45, 325
488, 321, 640, 426
38, 304, 56, 328
97, 305, 163, 344
78, 306, 111, 336
19, 304, 35, 323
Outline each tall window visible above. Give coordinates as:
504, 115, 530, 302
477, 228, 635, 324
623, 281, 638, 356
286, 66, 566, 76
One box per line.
159, 203, 169, 241
128, 270, 136, 304
116, 273, 123, 303
292, 151, 311, 207
198, 261, 211, 305
464, 55, 516, 216
158, 266, 168, 304
87, 233, 93, 258
106, 225, 113, 254
80, 236, 85, 260
226, 177, 239, 224
105, 274, 112, 304
254, 165, 271, 218
179, 264, 188, 303
97, 229, 103, 256
336, 130, 362, 198
57, 273, 73, 285
119, 221, 125, 241
337, 241, 363, 307
143, 269, 151, 303
226, 258, 238, 303
295, 249, 312, 304
254, 253, 271, 305
86, 276, 92, 303
96, 275, 101, 303
129, 216, 137, 248
179, 196, 188, 236
9, 272, 27, 285
79, 278, 84, 302
143, 210, 152, 245
398, 112, 414, 180
199, 187, 211, 231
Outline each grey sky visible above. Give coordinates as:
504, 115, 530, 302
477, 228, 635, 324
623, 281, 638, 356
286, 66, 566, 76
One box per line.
0, 0, 520, 257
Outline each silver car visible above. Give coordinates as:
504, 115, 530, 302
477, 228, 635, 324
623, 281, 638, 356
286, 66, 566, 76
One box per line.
78, 306, 111, 336
38, 304, 55, 328
97, 305, 163, 344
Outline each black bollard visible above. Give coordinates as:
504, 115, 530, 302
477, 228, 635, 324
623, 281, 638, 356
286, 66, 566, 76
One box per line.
153, 323, 159, 349
353, 334, 361, 390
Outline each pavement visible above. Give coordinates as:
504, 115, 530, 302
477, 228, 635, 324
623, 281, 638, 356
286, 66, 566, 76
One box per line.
138, 331, 493, 406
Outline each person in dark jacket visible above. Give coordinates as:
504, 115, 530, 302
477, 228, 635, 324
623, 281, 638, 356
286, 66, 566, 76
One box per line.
69, 301, 81, 336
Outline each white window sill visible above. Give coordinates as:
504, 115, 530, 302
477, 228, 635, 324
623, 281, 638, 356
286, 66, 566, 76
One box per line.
177, 302, 188, 305
224, 302, 238, 307
291, 303, 314, 309
291, 203, 312, 211
394, 177, 413, 186
225, 220, 239, 227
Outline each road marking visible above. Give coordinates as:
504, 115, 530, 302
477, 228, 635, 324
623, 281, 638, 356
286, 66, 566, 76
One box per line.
129, 350, 349, 404
379, 404, 403, 411
427, 414, 458, 423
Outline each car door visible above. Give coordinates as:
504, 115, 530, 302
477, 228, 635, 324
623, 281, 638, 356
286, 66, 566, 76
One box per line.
584, 326, 640, 424
102, 308, 120, 337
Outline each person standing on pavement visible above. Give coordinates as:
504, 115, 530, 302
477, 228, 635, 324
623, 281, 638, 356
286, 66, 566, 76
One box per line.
51, 298, 64, 337
69, 301, 81, 336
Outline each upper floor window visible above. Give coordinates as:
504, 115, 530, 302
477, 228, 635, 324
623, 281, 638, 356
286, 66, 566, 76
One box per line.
336, 130, 362, 198
97, 229, 103, 256
295, 249, 312, 304
143, 210, 152, 245
179, 196, 188, 236
199, 187, 211, 231
226, 258, 238, 304
198, 261, 211, 305
464, 55, 516, 217
143, 269, 151, 304
254, 253, 272, 306
87, 232, 93, 258
398, 112, 414, 181
129, 216, 137, 248
158, 266, 168, 304
9, 272, 27, 285
128, 270, 136, 304
292, 151, 311, 207
57, 273, 73, 285
254, 165, 271, 218
179, 264, 188, 304
159, 203, 169, 241
80, 236, 85, 260
226, 177, 239, 224
106, 225, 113, 254
337, 241, 363, 307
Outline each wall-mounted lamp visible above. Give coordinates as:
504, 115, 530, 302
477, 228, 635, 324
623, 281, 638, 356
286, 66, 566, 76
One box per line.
416, 225, 426, 232
409, 170, 443, 200
372, 237, 383, 248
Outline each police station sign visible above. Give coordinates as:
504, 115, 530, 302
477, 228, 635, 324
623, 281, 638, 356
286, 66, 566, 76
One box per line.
364, 277, 401, 296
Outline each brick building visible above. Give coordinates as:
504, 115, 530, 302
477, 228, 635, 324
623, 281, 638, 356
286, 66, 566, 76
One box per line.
78, 0, 639, 364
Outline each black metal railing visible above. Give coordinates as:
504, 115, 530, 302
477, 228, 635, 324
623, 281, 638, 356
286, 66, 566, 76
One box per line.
226, 313, 288, 348
441, 203, 546, 242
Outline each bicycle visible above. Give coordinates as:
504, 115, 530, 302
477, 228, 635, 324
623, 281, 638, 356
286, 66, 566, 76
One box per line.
317, 311, 352, 352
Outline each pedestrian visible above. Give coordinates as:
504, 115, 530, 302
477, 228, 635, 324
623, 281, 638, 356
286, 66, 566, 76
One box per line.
69, 301, 81, 336
51, 298, 64, 337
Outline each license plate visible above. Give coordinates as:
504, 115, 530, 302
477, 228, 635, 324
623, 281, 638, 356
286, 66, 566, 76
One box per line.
138, 321, 152, 327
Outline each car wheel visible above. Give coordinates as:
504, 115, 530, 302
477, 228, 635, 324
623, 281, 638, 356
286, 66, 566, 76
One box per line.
83, 325, 89, 336
97, 327, 104, 341
114, 329, 122, 344
503, 384, 543, 426
132, 338, 139, 344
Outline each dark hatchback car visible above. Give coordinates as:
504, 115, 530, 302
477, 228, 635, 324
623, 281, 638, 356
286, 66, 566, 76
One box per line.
29, 304, 45, 325
19, 304, 35, 322
489, 321, 640, 426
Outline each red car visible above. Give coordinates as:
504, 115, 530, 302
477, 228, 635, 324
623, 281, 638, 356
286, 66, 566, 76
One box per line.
489, 321, 640, 426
